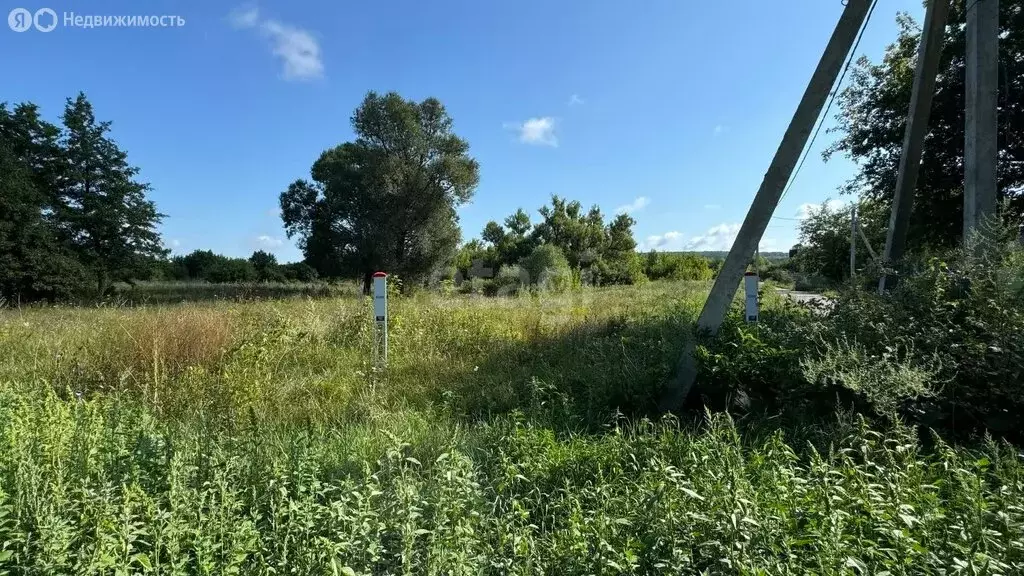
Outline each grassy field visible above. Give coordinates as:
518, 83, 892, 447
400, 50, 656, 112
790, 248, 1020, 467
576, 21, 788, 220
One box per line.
0, 282, 1022, 574
106, 281, 362, 306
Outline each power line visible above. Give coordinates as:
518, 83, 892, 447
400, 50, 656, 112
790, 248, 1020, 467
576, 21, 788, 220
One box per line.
779, 0, 880, 203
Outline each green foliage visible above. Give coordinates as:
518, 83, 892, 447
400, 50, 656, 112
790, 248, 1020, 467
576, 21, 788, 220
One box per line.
59, 93, 167, 295
492, 264, 527, 296
280, 261, 318, 282
248, 250, 281, 281
521, 244, 571, 292
643, 251, 713, 281
826, 2, 1024, 249
2, 280, 1024, 571
532, 196, 607, 270
0, 95, 164, 303
280, 92, 479, 292
205, 257, 256, 283
801, 338, 939, 416
699, 223, 1024, 439
473, 197, 644, 290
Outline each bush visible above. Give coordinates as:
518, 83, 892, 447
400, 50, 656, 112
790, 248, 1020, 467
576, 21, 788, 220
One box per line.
493, 264, 528, 296
595, 252, 648, 285
759, 265, 793, 286
644, 251, 713, 281
793, 273, 832, 292
521, 244, 571, 293
697, 222, 1024, 440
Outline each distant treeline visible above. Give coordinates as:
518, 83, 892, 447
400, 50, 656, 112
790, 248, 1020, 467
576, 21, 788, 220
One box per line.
151, 250, 318, 284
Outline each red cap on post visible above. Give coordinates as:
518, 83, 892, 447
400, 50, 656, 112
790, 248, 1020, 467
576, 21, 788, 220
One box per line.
372, 272, 387, 278
744, 271, 757, 276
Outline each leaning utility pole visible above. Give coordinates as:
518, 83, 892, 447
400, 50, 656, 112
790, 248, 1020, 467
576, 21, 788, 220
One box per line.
662, 0, 873, 412
878, 0, 951, 292
964, 0, 999, 237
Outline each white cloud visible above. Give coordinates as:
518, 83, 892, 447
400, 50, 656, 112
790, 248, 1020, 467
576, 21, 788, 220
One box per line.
255, 235, 284, 248
795, 198, 849, 220
713, 124, 727, 136
168, 238, 182, 249
568, 94, 585, 106
704, 204, 721, 210
639, 231, 684, 251
505, 117, 557, 147
229, 5, 260, 28
639, 222, 781, 252
230, 5, 324, 81
615, 196, 650, 215
684, 223, 741, 251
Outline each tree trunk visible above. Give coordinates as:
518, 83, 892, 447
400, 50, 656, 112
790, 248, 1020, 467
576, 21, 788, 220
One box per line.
362, 270, 372, 295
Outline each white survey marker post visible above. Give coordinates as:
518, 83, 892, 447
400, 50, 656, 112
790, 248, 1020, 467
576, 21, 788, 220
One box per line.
372, 271, 388, 364
744, 272, 759, 323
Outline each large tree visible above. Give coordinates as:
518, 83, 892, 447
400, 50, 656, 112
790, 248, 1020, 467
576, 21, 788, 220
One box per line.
825, 1, 1023, 251
0, 103, 85, 302
280, 92, 479, 293
59, 93, 166, 295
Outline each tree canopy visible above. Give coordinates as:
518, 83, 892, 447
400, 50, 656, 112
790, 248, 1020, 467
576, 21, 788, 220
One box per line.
826, 2, 1023, 251
0, 94, 165, 302
280, 92, 480, 292
458, 195, 646, 287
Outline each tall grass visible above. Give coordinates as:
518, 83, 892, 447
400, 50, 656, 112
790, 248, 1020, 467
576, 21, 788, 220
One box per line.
0, 281, 1022, 573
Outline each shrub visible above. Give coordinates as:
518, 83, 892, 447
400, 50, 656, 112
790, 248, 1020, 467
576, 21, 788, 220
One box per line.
698, 221, 1024, 440
800, 338, 939, 417
492, 264, 528, 296
644, 251, 713, 281
521, 244, 571, 293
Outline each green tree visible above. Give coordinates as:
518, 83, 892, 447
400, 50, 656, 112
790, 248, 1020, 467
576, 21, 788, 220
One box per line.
480, 208, 537, 271
280, 92, 479, 293
281, 261, 318, 282
792, 200, 887, 284
826, 2, 1023, 250
181, 250, 220, 280
0, 103, 85, 302
532, 196, 607, 270
249, 250, 283, 282
207, 258, 256, 283
59, 93, 166, 295
596, 213, 645, 284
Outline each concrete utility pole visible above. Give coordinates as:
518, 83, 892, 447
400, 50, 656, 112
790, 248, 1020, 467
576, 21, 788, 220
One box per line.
878, 0, 951, 293
661, 0, 873, 412
964, 0, 999, 238
850, 204, 858, 279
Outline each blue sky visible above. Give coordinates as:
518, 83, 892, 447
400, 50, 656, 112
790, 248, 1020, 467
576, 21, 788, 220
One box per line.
3, 0, 924, 262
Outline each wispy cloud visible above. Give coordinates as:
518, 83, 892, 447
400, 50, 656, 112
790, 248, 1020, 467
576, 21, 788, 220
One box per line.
255, 235, 284, 248
229, 5, 324, 81
638, 231, 684, 251
713, 124, 727, 136
684, 223, 741, 251
504, 117, 557, 147
266, 207, 282, 217
568, 94, 585, 107
168, 238, 182, 249
795, 198, 849, 220
639, 223, 779, 252
229, 5, 259, 28
615, 196, 650, 215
